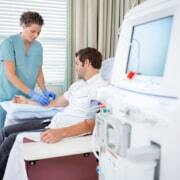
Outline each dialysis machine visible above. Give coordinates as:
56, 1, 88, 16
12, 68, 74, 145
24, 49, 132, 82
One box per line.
94, 0, 180, 180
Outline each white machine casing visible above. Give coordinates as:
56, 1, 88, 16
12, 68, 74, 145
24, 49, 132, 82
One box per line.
111, 0, 180, 98
95, 0, 180, 180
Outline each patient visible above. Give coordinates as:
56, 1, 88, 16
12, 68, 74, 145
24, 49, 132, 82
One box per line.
0, 47, 107, 179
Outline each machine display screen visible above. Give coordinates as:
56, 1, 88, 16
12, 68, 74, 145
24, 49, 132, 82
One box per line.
126, 16, 173, 77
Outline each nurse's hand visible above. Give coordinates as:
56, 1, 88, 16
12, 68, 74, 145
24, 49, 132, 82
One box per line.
28, 90, 49, 105
43, 89, 56, 100
42, 89, 56, 100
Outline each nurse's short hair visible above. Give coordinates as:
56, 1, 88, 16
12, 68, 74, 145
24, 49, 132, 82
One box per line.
20, 11, 44, 26
75, 47, 102, 69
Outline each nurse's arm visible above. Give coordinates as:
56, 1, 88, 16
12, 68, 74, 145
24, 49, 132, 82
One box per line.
36, 66, 46, 91
40, 119, 95, 143
4, 61, 31, 94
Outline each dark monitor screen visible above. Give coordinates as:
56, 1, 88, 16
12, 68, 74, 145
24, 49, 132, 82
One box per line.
126, 16, 173, 77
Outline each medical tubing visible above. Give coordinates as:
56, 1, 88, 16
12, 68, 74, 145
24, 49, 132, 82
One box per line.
91, 124, 100, 160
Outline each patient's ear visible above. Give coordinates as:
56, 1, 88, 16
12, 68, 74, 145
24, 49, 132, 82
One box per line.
84, 59, 91, 67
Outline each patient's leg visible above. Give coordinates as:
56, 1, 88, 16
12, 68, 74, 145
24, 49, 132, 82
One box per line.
12, 96, 39, 105
0, 120, 50, 179
0, 120, 50, 144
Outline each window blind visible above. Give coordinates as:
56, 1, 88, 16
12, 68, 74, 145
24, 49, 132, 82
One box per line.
0, 0, 68, 85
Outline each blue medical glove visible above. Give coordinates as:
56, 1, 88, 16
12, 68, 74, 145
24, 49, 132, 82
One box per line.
28, 90, 49, 105
42, 89, 56, 100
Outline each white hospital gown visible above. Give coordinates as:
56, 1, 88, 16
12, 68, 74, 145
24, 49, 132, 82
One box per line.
49, 73, 107, 128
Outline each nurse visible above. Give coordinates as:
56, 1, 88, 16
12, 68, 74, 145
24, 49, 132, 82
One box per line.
0, 11, 56, 128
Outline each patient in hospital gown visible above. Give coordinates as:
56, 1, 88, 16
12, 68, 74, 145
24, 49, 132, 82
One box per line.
0, 47, 108, 180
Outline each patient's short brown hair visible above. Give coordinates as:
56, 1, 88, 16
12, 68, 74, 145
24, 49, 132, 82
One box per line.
75, 47, 102, 69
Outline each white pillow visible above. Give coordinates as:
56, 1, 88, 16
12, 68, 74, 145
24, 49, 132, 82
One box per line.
100, 57, 114, 82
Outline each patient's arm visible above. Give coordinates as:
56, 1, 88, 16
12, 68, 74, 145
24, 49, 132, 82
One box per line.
49, 95, 69, 107
13, 95, 39, 105
40, 119, 95, 143
13, 95, 69, 108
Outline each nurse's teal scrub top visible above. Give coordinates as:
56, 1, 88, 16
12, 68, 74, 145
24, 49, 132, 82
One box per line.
0, 34, 43, 101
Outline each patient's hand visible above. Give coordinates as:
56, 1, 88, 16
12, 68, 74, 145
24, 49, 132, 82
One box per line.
40, 128, 64, 143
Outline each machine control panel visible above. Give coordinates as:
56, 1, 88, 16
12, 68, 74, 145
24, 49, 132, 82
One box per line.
97, 86, 178, 126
